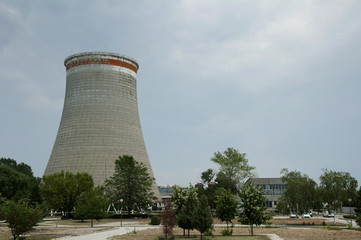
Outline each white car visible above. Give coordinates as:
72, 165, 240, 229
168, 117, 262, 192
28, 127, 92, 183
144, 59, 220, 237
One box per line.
302, 213, 311, 218
323, 210, 335, 217
290, 213, 298, 218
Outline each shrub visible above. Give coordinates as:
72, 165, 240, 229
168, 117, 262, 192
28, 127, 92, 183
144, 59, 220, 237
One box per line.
343, 214, 356, 219
204, 229, 213, 236
156, 237, 174, 240
150, 215, 161, 225
221, 229, 233, 236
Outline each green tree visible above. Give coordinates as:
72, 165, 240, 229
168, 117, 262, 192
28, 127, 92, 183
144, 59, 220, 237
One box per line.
0, 158, 41, 204
355, 187, 361, 216
215, 189, 238, 230
40, 171, 94, 218
104, 155, 156, 216
195, 195, 213, 240
199, 169, 218, 210
171, 185, 188, 215
161, 202, 177, 239
171, 184, 199, 213
319, 169, 358, 216
172, 184, 199, 236
177, 192, 198, 238
356, 214, 361, 228
239, 183, 270, 236
74, 187, 108, 227
211, 147, 255, 194
280, 168, 318, 216
201, 169, 215, 186
0, 199, 45, 240
0, 165, 30, 201
0, 158, 33, 177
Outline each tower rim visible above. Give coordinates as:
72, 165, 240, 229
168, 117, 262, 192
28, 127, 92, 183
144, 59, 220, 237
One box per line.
64, 51, 139, 71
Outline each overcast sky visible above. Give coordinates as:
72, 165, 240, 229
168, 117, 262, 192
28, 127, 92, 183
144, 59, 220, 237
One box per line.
1, 0, 361, 187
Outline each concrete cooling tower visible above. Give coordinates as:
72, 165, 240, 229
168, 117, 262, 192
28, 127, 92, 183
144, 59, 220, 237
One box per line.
44, 52, 160, 199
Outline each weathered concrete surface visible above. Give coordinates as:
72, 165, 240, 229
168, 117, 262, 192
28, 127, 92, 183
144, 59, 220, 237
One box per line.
44, 52, 160, 198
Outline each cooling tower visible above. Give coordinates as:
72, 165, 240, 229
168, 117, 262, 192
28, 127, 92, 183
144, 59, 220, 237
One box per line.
44, 52, 160, 199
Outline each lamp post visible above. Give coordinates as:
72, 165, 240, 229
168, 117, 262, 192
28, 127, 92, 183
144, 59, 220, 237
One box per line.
348, 198, 352, 228
120, 199, 124, 227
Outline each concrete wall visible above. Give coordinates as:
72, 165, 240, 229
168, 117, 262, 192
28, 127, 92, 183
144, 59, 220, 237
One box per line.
44, 52, 160, 199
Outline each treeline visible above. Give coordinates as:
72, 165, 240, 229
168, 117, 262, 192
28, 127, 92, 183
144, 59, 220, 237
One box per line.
1, 148, 361, 239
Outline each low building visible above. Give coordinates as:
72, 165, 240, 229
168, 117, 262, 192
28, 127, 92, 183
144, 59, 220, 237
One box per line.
246, 178, 286, 209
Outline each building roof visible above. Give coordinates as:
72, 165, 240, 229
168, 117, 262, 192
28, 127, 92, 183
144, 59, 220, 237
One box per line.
246, 177, 285, 185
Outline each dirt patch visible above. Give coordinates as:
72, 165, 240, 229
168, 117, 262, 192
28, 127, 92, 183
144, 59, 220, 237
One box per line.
112, 227, 361, 240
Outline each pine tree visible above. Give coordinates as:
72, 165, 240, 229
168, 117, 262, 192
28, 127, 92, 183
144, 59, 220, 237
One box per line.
177, 197, 197, 238
105, 155, 156, 216
195, 195, 213, 240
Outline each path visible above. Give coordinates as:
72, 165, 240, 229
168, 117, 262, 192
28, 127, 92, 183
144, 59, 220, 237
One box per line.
55, 225, 160, 240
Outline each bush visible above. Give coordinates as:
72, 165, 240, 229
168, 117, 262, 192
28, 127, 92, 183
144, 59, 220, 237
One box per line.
221, 229, 233, 236
343, 214, 356, 219
204, 229, 213, 236
150, 215, 161, 225
156, 237, 174, 240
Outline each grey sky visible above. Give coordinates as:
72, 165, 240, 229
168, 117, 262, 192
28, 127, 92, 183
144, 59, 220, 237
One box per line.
1, 0, 361, 186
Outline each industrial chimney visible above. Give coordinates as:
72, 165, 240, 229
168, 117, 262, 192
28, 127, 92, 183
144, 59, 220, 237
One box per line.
44, 52, 160, 199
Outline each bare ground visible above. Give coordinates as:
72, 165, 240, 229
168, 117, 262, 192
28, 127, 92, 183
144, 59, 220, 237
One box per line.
112, 227, 361, 240
1, 218, 360, 240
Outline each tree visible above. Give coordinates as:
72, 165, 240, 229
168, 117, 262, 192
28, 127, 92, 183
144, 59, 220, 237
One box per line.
215, 188, 238, 230
211, 147, 255, 194
74, 187, 108, 227
356, 214, 361, 228
171, 185, 188, 215
355, 187, 361, 216
172, 184, 199, 236
0, 165, 30, 201
161, 202, 177, 239
0, 199, 45, 240
0, 158, 41, 204
319, 169, 358, 216
195, 195, 213, 240
104, 155, 156, 216
0, 158, 33, 177
199, 169, 218, 210
201, 169, 215, 186
177, 192, 198, 238
239, 183, 270, 236
280, 169, 318, 217
40, 171, 94, 218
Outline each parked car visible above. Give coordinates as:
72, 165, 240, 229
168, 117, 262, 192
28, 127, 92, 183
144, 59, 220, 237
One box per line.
323, 210, 329, 217
323, 210, 335, 217
290, 212, 298, 218
302, 213, 311, 218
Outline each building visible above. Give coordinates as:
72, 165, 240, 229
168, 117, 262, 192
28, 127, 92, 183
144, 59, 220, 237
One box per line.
44, 52, 160, 199
246, 178, 286, 209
